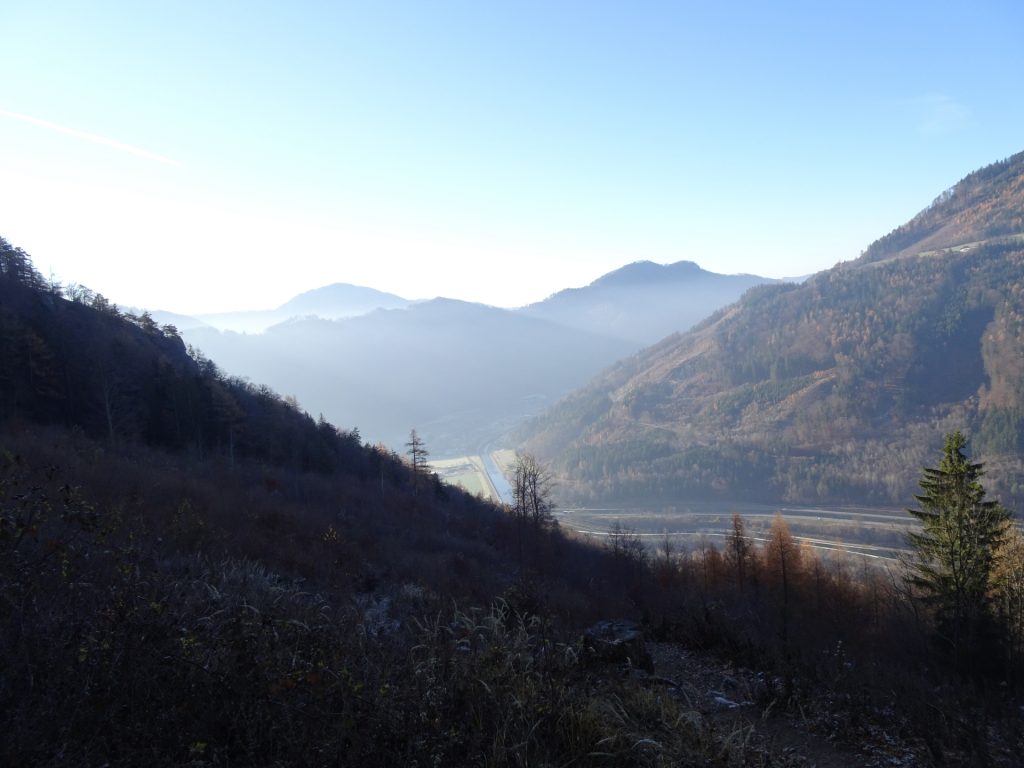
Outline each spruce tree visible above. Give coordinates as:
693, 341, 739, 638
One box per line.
906, 431, 1010, 670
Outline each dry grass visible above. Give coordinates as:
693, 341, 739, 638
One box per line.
0, 434, 767, 767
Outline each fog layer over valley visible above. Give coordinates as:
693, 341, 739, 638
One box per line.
184, 299, 636, 454
177, 262, 774, 453
5, 148, 1024, 766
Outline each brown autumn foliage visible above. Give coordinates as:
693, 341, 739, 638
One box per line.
3, 236, 1024, 764
520, 153, 1024, 511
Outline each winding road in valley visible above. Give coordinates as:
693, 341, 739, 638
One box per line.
475, 451, 915, 562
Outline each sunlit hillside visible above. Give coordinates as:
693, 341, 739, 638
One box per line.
519, 152, 1024, 510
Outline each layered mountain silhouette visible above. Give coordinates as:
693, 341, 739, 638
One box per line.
519, 151, 1024, 508
178, 263, 769, 453
165, 283, 414, 334
184, 299, 635, 454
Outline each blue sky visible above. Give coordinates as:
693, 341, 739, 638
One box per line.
1, 1, 1022, 313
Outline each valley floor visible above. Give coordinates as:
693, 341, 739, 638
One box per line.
559, 503, 914, 563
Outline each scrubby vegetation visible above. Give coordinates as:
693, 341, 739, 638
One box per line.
0, 440, 735, 766
3, 237, 1024, 765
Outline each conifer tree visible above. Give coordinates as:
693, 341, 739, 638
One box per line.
906, 430, 1010, 670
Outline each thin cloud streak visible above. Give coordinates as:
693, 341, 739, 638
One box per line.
0, 109, 181, 166
913, 94, 971, 137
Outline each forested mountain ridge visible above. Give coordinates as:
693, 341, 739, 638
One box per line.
518, 153, 1024, 508
0, 240, 370, 472
861, 149, 1024, 264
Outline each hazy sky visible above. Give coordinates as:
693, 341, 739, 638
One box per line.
2, 1, 1022, 313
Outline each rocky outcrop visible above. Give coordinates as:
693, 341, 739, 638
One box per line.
583, 620, 653, 672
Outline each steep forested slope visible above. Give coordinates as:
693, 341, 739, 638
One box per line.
0, 237, 671, 765
519, 152, 1024, 507
861, 150, 1024, 264
0, 243, 369, 472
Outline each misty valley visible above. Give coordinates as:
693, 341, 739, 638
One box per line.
3, 150, 1024, 765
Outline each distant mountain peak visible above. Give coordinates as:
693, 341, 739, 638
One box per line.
521, 260, 776, 346
591, 260, 704, 288
191, 281, 413, 334
277, 282, 409, 313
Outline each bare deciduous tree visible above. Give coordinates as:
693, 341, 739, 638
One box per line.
511, 452, 554, 565
405, 429, 429, 496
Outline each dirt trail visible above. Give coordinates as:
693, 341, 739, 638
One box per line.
645, 642, 920, 767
